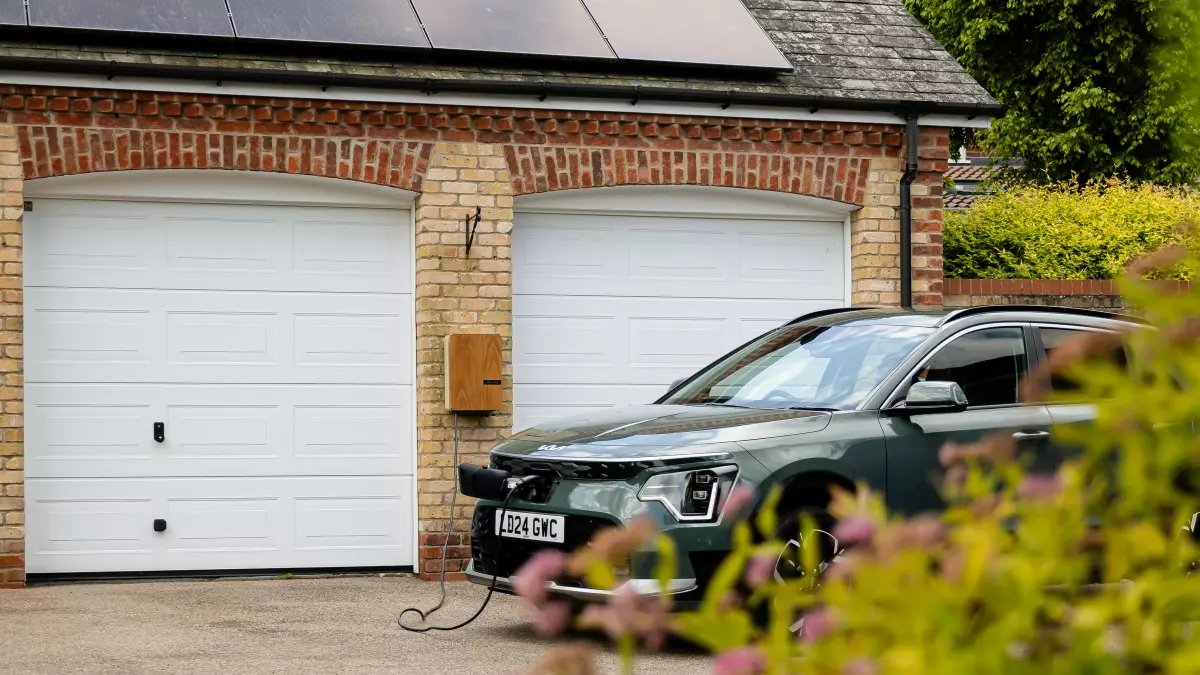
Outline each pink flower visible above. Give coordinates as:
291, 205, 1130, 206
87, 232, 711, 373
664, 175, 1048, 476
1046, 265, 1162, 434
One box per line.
841, 657, 879, 675
512, 549, 565, 608
722, 486, 755, 518
578, 586, 638, 641
800, 608, 836, 642
1018, 474, 1062, 500
940, 549, 965, 582
832, 516, 875, 547
944, 463, 967, 490
908, 514, 945, 548
713, 647, 767, 675
638, 594, 671, 652
533, 601, 573, 637
576, 585, 672, 650
744, 552, 776, 587
939, 441, 960, 466
718, 590, 742, 612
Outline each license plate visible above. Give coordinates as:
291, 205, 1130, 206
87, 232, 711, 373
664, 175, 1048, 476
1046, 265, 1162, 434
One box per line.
494, 510, 565, 544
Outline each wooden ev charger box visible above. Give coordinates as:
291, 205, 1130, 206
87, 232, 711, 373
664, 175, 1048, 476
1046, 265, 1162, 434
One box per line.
444, 333, 503, 413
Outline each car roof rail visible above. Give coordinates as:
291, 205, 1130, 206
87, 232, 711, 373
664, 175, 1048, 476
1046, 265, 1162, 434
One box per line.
783, 306, 885, 326
940, 304, 1148, 326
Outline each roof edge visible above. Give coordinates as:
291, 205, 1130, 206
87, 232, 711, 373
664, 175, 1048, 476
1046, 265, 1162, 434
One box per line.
0, 55, 1006, 118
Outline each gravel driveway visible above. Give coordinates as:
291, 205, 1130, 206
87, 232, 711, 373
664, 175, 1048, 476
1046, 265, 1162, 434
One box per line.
0, 576, 710, 675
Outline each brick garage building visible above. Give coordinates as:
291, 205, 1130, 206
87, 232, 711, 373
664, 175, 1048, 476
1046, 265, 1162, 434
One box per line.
0, 0, 997, 586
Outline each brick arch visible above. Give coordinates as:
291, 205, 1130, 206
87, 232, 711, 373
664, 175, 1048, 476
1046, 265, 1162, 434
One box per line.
504, 145, 871, 205
16, 126, 433, 191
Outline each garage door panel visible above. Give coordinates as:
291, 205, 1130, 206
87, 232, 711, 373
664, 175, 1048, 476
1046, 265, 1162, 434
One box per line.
29, 211, 159, 275
514, 384, 662, 432
514, 203, 847, 432
167, 311, 279, 365
515, 295, 838, 385
738, 231, 841, 284
293, 220, 402, 277
31, 491, 154, 556
26, 200, 410, 293
36, 305, 153, 366
167, 497, 280, 551
27, 384, 413, 479
27, 288, 411, 384
515, 213, 843, 300
36, 402, 155, 462
515, 224, 619, 283
25, 476, 413, 573
166, 216, 286, 274
628, 228, 727, 282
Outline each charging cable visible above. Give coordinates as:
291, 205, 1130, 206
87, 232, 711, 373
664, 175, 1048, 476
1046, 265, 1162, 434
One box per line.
397, 413, 529, 633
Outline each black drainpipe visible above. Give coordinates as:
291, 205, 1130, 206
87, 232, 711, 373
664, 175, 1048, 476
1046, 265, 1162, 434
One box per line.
899, 112, 920, 310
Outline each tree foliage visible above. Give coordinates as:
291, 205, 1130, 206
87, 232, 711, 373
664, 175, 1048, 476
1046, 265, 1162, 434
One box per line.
943, 179, 1200, 279
905, 0, 1200, 185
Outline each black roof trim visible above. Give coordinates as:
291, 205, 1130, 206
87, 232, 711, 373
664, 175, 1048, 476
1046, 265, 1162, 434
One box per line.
0, 55, 1007, 117
784, 306, 888, 325
939, 305, 1147, 326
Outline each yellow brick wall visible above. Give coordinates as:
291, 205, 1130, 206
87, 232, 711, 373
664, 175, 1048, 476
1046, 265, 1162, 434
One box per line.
0, 124, 23, 587
850, 155, 903, 306
413, 142, 514, 578
849, 127, 948, 308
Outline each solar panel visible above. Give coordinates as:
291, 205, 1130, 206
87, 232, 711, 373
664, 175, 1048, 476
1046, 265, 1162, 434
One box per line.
0, 0, 24, 26
581, 0, 791, 70
228, 0, 429, 48
28, 0, 233, 36
413, 0, 613, 59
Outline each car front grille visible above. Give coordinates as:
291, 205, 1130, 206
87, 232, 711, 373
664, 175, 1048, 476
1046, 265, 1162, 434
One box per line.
489, 453, 726, 481
470, 507, 620, 579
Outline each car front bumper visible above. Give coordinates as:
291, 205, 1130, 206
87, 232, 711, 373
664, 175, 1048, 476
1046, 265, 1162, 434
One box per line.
464, 560, 698, 601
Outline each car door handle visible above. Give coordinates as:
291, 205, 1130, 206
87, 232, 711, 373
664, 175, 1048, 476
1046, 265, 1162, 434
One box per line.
1012, 430, 1050, 440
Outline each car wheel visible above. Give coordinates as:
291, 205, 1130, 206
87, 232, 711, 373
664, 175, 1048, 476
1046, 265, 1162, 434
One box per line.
772, 505, 843, 634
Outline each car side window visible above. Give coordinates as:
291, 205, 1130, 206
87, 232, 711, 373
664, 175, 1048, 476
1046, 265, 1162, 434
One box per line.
1038, 326, 1128, 393
912, 327, 1029, 407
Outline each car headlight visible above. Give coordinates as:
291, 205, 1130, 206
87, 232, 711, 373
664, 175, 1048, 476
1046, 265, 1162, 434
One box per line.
637, 466, 739, 522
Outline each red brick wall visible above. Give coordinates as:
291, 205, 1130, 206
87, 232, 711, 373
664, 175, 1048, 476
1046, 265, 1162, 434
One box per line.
1, 87, 895, 204
913, 128, 950, 307
943, 278, 1193, 311
508, 141, 879, 201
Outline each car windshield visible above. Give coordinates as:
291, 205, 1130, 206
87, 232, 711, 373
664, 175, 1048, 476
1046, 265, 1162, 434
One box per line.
661, 322, 934, 411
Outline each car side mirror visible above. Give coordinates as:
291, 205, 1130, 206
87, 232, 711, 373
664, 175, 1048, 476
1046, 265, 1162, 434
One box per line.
887, 381, 969, 416
667, 377, 686, 393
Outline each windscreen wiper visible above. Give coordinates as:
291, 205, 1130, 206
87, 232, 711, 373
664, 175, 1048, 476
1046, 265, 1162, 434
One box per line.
786, 406, 841, 412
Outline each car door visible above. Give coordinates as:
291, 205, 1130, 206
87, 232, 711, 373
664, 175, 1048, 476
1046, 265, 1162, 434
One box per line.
880, 324, 1054, 516
1033, 324, 1116, 450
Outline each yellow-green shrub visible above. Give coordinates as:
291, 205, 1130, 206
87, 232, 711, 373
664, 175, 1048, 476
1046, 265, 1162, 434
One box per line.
944, 179, 1200, 280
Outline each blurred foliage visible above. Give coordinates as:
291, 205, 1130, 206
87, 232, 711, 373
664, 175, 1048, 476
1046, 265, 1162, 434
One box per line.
523, 247, 1200, 675
904, 0, 1200, 185
944, 179, 1200, 280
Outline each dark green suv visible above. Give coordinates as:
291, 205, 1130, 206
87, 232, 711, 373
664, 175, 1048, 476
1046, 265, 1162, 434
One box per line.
465, 306, 1139, 605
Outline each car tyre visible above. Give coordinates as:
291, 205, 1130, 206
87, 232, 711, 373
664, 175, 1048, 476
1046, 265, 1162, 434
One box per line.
754, 503, 844, 634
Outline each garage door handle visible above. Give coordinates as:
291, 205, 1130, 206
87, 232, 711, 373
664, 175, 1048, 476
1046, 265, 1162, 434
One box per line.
153, 422, 165, 443
1012, 430, 1050, 440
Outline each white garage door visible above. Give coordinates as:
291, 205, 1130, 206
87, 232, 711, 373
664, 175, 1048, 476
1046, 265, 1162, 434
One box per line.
24, 174, 414, 574
513, 187, 850, 431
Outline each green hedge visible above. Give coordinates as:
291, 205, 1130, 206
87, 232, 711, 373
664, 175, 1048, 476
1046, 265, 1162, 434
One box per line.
943, 179, 1200, 279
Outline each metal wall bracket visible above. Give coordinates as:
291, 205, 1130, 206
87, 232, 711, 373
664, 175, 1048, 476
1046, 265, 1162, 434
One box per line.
464, 206, 482, 257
